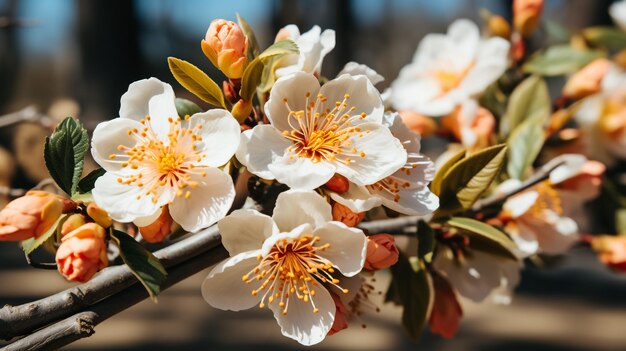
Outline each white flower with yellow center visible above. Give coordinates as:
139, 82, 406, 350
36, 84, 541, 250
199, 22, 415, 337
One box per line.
202, 190, 367, 345
91, 78, 240, 232
237, 72, 407, 190
330, 112, 439, 216
390, 19, 510, 116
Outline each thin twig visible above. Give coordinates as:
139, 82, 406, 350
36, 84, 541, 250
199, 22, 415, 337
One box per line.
1, 246, 229, 351
0, 225, 220, 340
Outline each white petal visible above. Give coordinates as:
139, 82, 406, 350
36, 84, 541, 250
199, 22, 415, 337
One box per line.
91, 118, 144, 173
337, 62, 384, 85
269, 281, 335, 346
186, 109, 240, 168
201, 250, 262, 311
119, 78, 177, 140
272, 190, 332, 232
390, 69, 443, 115
376, 186, 439, 216
610, 0, 626, 31
169, 168, 234, 232
218, 209, 278, 256
505, 221, 539, 258
503, 191, 539, 218
133, 208, 162, 227
299, 27, 335, 75
320, 74, 384, 124
544, 154, 587, 184
384, 112, 421, 154
260, 223, 313, 255
265, 72, 321, 133
458, 37, 509, 96
268, 154, 336, 190
236, 125, 290, 180
329, 183, 382, 213
534, 210, 580, 255
92, 172, 164, 222
335, 122, 407, 185
313, 222, 367, 277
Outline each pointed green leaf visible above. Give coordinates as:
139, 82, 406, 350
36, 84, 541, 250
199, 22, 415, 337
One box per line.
240, 40, 299, 101
77, 168, 106, 194
168, 57, 226, 109
507, 117, 545, 180
417, 220, 435, 262
447, 217, 517, 260
430, 148, 466, 196
437, 144, 507, 214
583, 26, 626, 50
174, 98, 202, 118
236, 13, 261, 60
21, 214, 67, 256
387, 252, 431, 340
44, 117, 89, 195
111, 230, 168, 302
500, 75, 550, 137
523, 45, 604, 76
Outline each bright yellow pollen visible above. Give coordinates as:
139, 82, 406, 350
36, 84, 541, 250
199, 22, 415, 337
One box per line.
111, 115, 209, 203
241, 235, 347, 315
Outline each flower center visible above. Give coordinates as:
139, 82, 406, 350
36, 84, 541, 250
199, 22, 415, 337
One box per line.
531, 181, 563, 218
281, 92, 370, 164
108, 115, 208, 203
433, 62, 473, 94
242, 235, 348, 315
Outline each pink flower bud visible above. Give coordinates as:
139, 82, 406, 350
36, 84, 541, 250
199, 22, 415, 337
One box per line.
441, 104, 496, 150
398, 110, 437, 137
325, 174, 350, 194
513, 0, 544, 37
56, 223, 108, 283
590, 235, 626, 272
364, 234, 399, 270
332, 202, 365, 227
428, 271, 463, 338
562, 59, 611, 99
0, 191, 64, 241
87, 203, 112, 228
327, 292, 349, 336
139, 207, 174, 243
201, 19, 248, 79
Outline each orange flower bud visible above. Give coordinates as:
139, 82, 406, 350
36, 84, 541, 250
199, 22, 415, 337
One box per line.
202, 19, 248, 79
440, 104, 496, 149
513, 0, 544, 37
87, 203, 112, 228
398, 110, 437, 137
428, 271, 463, 338
562, 59, 611, 99
139, 207, 174, 243
590, 235, 626, 272
332, 202, 365, 227
327, 292, 349, 336
61, 214, 86, 236
364, 234, 399, 270
56, 223, 108, 283
0, 191, 64, 241
325, 174, 349, 194
487, 15, 511, 39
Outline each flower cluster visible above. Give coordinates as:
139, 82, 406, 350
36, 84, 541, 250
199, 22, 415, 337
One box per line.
6, 0, 626, 347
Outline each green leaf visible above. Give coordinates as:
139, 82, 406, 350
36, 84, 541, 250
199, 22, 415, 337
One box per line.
437, 144, 507, 214
616, 208, 626, 235
417, 220, 435, 263
168, 57, 227, 109
500, 75, 550, 137
583, 26, 626, 50
447, 217, 517, 260
111, 230, 168, 302
240, 40, 299, 101
387, 252, 431, 340
44, 117, 89, 195
236, 13, 260, 60
430, 148, 466, 196
523, 45, 604, 76
507, 117, 545, 180
174, 98, 202, 118
77, 168, 106, 194
21, 214, 67, 256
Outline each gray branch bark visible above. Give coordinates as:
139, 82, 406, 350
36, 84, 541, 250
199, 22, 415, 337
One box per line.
0, 225, 220, 340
